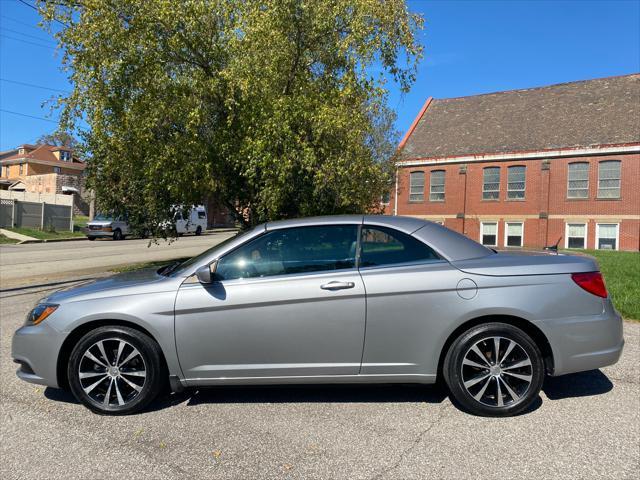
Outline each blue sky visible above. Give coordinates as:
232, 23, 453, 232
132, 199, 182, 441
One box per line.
1, 0, 639, 151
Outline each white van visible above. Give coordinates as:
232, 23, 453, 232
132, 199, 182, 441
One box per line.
175, 205, 207, 236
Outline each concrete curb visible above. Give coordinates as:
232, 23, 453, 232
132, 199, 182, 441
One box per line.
14, 228, 238, 245
18, 237, 88, 245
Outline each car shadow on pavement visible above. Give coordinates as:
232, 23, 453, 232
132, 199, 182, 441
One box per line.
542, 369, 613, 400
44, 369, 612, 414
162, 383, 450, 410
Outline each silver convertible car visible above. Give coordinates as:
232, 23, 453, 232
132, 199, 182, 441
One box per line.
12, 215, 623, 416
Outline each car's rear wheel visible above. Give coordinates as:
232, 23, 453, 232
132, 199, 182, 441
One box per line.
67, 326, 164, 415
113, 229, 123, 241
443, 322, 544, 417
195, 226, 202, 236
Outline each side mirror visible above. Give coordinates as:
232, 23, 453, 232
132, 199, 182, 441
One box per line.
195, 261, 217, 284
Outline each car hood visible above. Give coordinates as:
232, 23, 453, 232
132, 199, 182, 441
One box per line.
452, 252, 599, 276
44, 268, 179, 303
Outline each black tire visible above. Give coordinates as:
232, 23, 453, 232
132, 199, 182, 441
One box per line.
443, 322, 544, 417
113, 229, 123, 241
195, 226, 202, 236
67, 326, 164, 415
87, 236, 96, 241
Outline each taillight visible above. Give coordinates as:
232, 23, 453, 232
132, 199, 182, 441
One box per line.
571, 272, 608, 298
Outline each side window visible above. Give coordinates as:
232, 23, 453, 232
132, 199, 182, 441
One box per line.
197, 211, 206, 219
597, 160, 621, 199
567, 162, 589, 198
360, 226, 440, 268
482, 167, 500, 200
409, 171, 425, 202
216, 225, 358, 281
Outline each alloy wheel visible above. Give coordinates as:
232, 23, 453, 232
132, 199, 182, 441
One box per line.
78, 338, 147, 408
460, 336, 533, 407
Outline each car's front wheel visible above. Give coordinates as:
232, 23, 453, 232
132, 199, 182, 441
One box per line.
67, 326, 164, 415
443, 322, 544, 417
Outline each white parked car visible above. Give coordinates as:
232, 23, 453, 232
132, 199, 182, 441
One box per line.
85, 214, 130, 241
175, 205, 207, 236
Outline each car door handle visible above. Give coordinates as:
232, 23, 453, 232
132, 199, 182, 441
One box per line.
320, 281, 355, 291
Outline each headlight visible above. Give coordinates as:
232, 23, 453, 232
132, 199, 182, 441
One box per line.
25, 303, 58, 326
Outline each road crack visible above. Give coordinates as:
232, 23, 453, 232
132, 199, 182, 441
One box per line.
370, 402, 452, 480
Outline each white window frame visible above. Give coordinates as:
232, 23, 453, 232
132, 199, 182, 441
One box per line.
480, 221, 498, 247
597, 160, 621, 199
564, 222, 588, 249
429, 170, 445, 202
595, 223, 619, 251
409, 171, 425, 202
504, 221, 524, 248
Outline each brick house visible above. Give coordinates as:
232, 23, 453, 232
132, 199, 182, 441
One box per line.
389, 74, 640, 252
0, 143, 89, 214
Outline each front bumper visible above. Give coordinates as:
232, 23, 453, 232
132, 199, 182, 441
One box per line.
85, 229, 114, 238
11, 322, 66, 388
540, 299, 624, 376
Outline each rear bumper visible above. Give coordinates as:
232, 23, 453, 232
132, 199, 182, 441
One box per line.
539, 300, 624, 376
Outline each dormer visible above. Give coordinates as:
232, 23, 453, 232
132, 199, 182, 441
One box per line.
52, 147, 72, 162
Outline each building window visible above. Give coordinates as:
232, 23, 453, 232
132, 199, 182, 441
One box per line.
380, 191, 390, 205
480, 222, 498, 247
505, 222, 524, 247
19, 163, 24, 175
54, 166, 61, 174
409, 171, 425, 202
429, 170, 445, 202
482, 167, 500, 200
597, 160, 621, 199
565, 223, 587, 249
596, 223, 619, 250
507, 165, 526, 200
567, 162, 589, 198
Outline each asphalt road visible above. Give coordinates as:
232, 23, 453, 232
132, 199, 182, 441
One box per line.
0, 231, 236, 289
0, 282, 638, 479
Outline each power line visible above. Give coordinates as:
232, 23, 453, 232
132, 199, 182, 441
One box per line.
0, 78, 70, 93
16, 0, 68, 28
0, 109, 59, 123
1, 14, 43, 31
1, 27, 56, 44
0, 33, 55, 49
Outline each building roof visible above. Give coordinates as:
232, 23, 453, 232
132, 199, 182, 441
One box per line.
399, 73, 640, 160
0, 143, 85, 169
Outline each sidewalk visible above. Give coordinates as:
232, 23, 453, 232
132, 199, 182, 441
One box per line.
0, 228, 36, 242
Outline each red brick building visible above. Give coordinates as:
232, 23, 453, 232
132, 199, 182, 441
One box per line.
389, 74, 640, 251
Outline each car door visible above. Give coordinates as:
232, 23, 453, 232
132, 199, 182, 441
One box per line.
357, 224, 462, 378
174, 224, 366, 381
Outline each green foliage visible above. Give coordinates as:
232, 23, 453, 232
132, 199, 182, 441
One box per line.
38, 0, 422, 234
36, 131, 78, 148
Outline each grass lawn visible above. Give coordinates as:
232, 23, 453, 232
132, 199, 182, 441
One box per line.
73, 215, 90, 233
6, 227, 86, 240
0, 233, 19, 244
562, 249, 640, 321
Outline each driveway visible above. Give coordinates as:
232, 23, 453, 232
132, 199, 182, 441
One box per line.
0, 231, 236, 289
0, 282, 637, 479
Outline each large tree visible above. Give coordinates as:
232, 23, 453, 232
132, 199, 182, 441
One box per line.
39, 0, 422, 233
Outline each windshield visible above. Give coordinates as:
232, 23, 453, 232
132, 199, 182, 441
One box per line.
166, 229, 253, 276
93, 213, 113, 221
